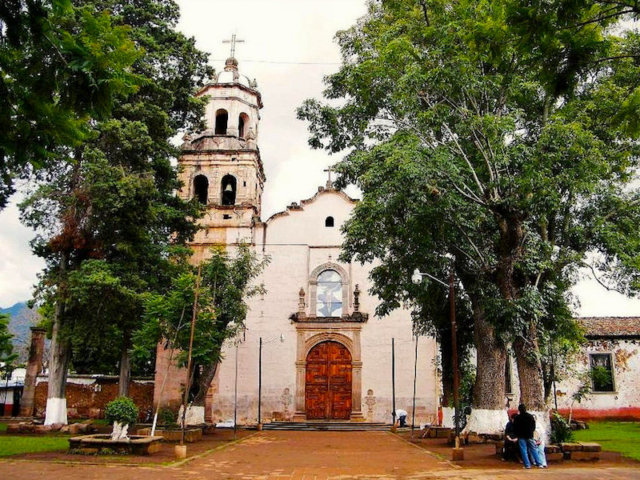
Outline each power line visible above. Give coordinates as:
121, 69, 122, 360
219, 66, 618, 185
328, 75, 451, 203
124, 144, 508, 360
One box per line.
211, 58, 340, 66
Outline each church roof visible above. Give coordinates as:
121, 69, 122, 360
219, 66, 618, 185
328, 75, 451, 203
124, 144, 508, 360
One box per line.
577, 317, 640, 338
265, 185, 358, 224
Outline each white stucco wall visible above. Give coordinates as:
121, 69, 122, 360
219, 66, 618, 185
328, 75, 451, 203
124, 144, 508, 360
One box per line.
209, 189, 439, 425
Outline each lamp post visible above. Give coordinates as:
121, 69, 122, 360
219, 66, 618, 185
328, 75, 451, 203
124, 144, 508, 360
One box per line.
412, 265, 463, 454
257, 333, 284, 429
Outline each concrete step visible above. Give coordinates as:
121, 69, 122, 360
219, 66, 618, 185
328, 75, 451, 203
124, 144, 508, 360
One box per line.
262, 422, 391, 431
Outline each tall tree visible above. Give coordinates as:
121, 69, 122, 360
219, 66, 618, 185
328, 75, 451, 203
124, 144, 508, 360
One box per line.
299, 0, 640, 431
20, 0, 211, 424
140, 246, 269, 424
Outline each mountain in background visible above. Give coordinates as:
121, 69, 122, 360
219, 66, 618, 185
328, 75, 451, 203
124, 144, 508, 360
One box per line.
1, 302, 41, 364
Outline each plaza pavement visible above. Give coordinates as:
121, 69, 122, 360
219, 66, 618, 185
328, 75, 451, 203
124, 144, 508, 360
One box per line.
1, 430, 639, 479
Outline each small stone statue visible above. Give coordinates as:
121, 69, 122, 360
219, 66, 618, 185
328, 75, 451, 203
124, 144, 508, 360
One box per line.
298, 288, 306, 313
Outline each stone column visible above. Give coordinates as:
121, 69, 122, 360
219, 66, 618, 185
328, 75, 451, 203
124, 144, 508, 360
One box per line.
20, 327, 46, 417
293, 361, 307, 421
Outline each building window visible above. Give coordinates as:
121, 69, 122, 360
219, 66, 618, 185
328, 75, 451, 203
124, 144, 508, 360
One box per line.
325, 216, 335, 227
193, 175, 208, 204
590, 353, 614, 392
238, 113, 249, 138
316, 270, 343, 317
215, 109, 228, 135
221, 174, 237, 206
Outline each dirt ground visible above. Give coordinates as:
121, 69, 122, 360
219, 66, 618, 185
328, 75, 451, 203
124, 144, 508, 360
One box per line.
1, 429, 639, 479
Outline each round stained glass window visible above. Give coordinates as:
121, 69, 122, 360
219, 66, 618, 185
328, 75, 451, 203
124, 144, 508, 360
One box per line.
316, 270, 343, 317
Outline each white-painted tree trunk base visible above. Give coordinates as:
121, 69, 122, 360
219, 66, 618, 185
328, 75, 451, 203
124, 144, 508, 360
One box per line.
44, 397, 67, 425
179, 405, 205, 426
441, 407, 455, 428
531, 410, 551, 442
463, 409, 508, 435
111, 422, 130, 441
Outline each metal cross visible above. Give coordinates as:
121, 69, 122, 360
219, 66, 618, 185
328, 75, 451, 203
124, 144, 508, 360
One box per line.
324, 165, 334, 188
223, 33, 245, 58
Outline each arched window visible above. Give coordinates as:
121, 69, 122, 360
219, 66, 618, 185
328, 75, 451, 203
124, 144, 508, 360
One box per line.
221, 174, 237, 206
238, 113, 249, 138
215, 109, 228, 135
193, 175, 208, 204
316, 270, 343, 317
325, 216, 335, 227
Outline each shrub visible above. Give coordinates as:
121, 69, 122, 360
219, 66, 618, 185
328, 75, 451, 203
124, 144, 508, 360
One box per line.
105, 397, 139, 427
158, 408, 178, 429
550, 411, 574, 444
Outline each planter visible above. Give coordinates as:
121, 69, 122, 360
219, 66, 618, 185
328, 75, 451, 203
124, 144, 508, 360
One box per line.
137, 427, 203, 443
68, 434, 163, 455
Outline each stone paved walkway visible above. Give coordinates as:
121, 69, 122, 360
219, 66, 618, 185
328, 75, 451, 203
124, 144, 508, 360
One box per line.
1, 431, 639, 479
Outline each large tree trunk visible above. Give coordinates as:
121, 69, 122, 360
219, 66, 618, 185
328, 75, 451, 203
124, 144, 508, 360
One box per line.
45, 302, 71, 425
118, 332, 132, 397
513, 323, 545, 411
464, 301, 508, 434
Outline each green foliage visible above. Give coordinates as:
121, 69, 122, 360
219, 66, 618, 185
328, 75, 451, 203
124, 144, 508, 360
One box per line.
0, 313, 17, 370
550, 411, 574, 444
138, 245, 269, 402
105, 396, 139, 426
0, 0, 143, 208
298, 0, 640, 407
158, 408, 177, 429
574, 422, 640, 461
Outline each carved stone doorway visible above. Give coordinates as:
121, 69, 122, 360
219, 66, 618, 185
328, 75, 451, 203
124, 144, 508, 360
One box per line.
305, 341, 352, 420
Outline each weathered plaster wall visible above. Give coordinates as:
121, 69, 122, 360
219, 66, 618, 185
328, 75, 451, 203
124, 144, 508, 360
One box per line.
553, 339, 640, 420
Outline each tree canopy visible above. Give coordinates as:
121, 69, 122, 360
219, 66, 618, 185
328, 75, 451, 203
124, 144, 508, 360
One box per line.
140, 246, 269, 407
0, 0, 142, 208
299, 0, 640, 416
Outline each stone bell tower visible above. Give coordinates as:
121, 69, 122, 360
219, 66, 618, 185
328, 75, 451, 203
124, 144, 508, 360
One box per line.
178, 53, 265, 259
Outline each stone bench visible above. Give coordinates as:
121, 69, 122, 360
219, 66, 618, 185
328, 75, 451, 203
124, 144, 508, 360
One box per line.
561, 442, 602, 461
68, 434, 163, 455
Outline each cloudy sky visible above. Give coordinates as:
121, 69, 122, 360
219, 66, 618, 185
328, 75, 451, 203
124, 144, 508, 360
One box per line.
1, 0, 638, 317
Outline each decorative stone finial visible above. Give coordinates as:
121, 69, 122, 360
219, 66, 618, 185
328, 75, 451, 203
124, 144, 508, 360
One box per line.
354, 284, 361, 313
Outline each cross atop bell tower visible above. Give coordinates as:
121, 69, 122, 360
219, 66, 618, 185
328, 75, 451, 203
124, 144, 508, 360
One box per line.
222, 33, 244, 58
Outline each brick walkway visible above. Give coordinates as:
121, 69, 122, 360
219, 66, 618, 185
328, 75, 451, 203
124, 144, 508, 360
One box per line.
1, 431, 639, 479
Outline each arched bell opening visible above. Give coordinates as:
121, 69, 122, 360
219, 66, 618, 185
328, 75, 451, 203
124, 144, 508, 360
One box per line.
221, 174, 237, 206
193, 175, 209, 204
215, 109, 228, 135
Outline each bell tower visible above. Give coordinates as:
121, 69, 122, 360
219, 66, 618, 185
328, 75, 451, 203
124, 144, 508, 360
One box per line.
178, 54, 265, 257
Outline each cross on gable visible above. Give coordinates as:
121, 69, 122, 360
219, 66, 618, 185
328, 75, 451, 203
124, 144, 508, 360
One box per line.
323, 165, 335, 188
222, 33, 245, 58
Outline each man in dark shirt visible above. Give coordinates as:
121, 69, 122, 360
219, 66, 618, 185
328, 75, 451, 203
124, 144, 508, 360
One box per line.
513, 404, 545, 469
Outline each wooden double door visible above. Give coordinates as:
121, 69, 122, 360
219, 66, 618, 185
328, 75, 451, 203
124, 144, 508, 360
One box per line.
305, 341, 352, 420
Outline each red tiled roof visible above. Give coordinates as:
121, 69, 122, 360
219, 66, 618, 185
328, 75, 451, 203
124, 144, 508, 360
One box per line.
577, 317, 640, 337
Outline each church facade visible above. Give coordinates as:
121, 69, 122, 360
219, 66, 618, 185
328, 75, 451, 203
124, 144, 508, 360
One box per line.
153, 57, 439, 426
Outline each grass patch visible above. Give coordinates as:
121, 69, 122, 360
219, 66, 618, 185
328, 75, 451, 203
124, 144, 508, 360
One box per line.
0, 423, 7, 432
574, 421, 640, 461
0, 436, 68, 457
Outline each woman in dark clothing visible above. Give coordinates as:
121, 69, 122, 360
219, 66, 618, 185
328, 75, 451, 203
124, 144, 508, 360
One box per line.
502, 413, 520, 462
